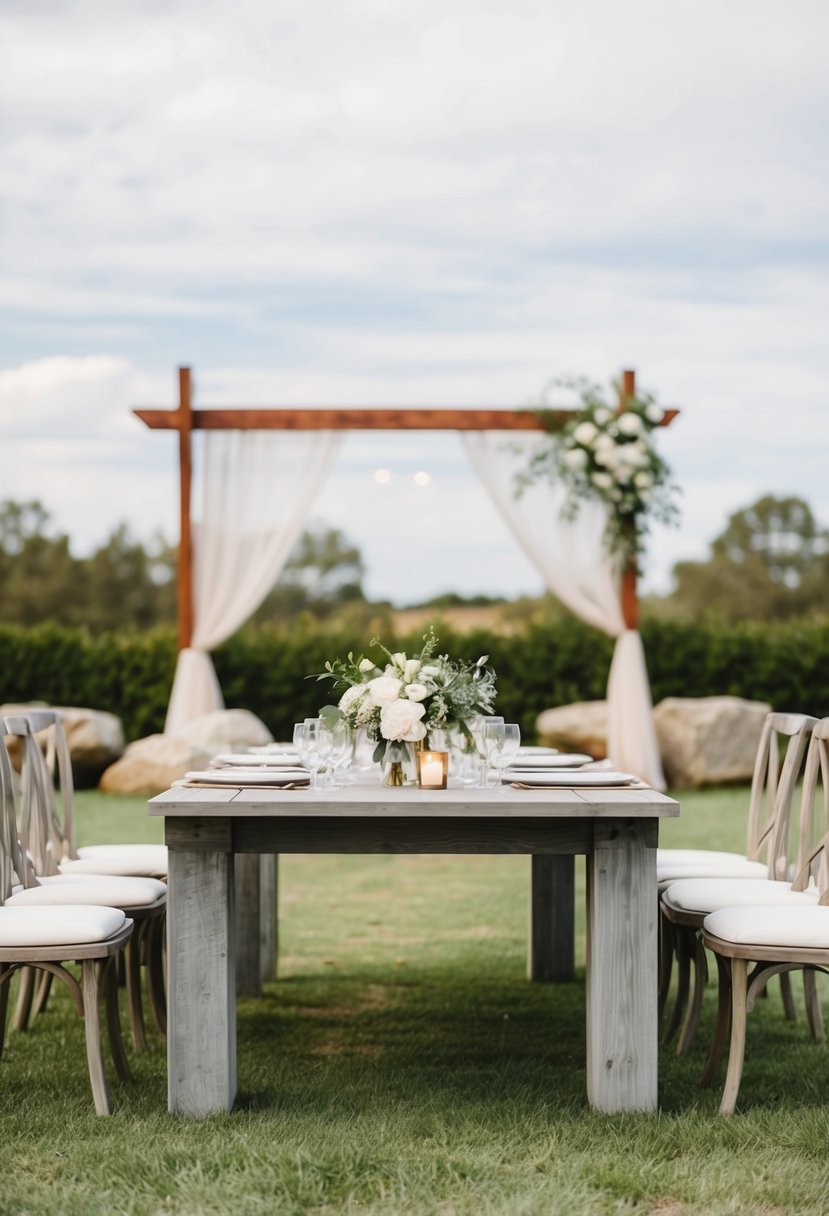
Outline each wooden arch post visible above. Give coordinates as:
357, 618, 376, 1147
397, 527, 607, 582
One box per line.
135, 366, 677, 990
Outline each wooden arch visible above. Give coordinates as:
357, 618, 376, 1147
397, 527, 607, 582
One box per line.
134, 366, 678, 651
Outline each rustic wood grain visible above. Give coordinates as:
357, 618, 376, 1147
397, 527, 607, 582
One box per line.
528, 855, 575, 983
586, 819, 658, 1112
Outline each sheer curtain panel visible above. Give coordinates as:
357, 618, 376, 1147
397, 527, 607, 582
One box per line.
164, 430, 342, 736
463, 432, 665, 789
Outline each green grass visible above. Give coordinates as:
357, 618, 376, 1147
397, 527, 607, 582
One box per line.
0, 787, 827, 1215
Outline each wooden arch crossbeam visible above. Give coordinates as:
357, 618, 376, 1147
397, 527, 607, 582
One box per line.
134, 367, 678, 652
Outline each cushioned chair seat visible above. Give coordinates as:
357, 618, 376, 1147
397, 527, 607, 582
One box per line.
704, 905, 829, 949
64, 844, 168, 879
657, 848, 767, 883
0, 905, 127, 948
664, 877, 818, 915
8, 874, 166, 909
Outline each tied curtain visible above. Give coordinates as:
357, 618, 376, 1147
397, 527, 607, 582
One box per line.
164, 430, 342, 737
463, 432, 665, 790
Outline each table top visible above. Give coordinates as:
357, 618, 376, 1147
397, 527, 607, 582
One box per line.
149, 779, 679, 820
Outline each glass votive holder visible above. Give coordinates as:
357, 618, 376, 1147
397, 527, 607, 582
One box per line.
417, 749, 449, 790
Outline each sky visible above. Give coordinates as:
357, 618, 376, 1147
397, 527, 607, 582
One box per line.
1, 0, 828, 605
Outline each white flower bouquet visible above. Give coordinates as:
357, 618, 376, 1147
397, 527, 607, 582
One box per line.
314, 630, 497, 764
521, 376, 678, 566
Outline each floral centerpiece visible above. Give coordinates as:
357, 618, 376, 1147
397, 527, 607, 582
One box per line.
521, 376, 679, 568
314, 630, 496, 773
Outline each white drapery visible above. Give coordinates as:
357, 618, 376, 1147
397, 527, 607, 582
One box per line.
164, 430, 342, 736
463, 432, 665, 789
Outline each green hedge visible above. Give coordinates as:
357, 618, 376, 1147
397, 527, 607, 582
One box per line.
0, 616, 827, 744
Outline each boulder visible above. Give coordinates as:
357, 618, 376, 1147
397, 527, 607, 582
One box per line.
536, 700, 607, 759
177, 708, 273, 757
99, 735, 212, 795
1, 702, 125, 787
653, 696, 771, 789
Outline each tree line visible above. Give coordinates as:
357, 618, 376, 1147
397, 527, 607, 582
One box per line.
0, 494, 827, 633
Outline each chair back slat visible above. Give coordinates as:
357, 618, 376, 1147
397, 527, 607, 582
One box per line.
0, 730, 29, 902
745, 712, 816, 877
791, 718, 829, 897
3, 714, 73, 878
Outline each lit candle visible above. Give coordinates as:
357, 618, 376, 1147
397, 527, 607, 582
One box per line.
418, 750, 448, 789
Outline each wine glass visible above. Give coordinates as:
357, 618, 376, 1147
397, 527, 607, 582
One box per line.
322, 720, 353, 786
470, 715, 504, 788
293, 719, 325, 789
483, 722, 521, 788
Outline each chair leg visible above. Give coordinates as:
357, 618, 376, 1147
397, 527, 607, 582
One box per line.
677, 932, 708, 1055
104, 957, 131, 1082
720, 957, 748, 1116
0, 966, 12, 1061
81, 959, 111, 1116
12, 966, 36, 1032
32, 969, 54, 1017
803, 969, 824, 1044
124, 932, 146, 1051
779, 970, 797, 1022
146, 915, 167, 1039
658, 914, 675, 1022
663, 925, 691, 1045
700, 951, 731, 1088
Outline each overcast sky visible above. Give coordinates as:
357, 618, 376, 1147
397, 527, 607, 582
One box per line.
1, 0, 827, 604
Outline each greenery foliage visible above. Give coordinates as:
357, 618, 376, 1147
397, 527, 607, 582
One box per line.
1, 613, 827, 743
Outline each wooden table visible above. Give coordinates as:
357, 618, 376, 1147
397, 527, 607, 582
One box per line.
150, 780, 678, 1117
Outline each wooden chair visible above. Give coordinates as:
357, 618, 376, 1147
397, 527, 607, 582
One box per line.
4, 715, 167, 1048
660, 712, 816, 1052
16, 709, 167, 879
702, 716, 829, 1113
0, 726, 133, 1115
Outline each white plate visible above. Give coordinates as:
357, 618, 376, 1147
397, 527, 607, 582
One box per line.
503, 770, 638, 788
182, 767, 309, 786
211, 752, 301, 767
506, 753, 593, 769
516, 746, 560, 756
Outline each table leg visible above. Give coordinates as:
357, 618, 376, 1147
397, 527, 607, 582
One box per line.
528, 855, 575, 982
168, 846, 237, 1115
260, 854, 278, 984
585, 819, 657, 1112
235, 854, 278, 996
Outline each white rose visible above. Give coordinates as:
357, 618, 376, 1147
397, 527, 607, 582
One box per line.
403, 658, 421, 682
359, 658, 376, 674
405, 683, 429, 702
613, 464, 633, 483
380, 699, 426, 741
634, 470, 653, 489
572, 421, 598, 446
646, 404, 663, 424
593, 407, 612, 425
339, 684, 368, 713
368, 675, 402, 705
617, 412, 643, 436
591, 471, 613, 490
563, 447, 588, 471
595, 444, 621, 470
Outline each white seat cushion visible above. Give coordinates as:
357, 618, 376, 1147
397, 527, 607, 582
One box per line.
657, 849, 767, 883
0, 906, 126, 948
64, 844, 168, 879
664, 877, 818, 915
705, 905, 829, 949
8, 874, 166, 909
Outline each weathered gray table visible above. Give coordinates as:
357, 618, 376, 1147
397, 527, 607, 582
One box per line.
149, 780, 678, 1117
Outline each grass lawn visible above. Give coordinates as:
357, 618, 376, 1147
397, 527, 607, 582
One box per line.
0, 787, 827, 1215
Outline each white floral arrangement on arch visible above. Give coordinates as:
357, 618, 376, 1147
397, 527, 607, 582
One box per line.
314, 630, 497, 764
520, 377, 679, 567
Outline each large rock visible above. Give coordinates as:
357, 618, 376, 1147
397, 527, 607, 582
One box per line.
1, 702, 125, 787
653, 696, 771, 789
99, 735, 212, 795
178, 709, 273, 756
536, 700, 607, 759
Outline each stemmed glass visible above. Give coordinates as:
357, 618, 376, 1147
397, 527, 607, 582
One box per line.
292, 718, 327, 789
322, 720, 353, 786
470, 715, 504, 788
482, 722, 521, 788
